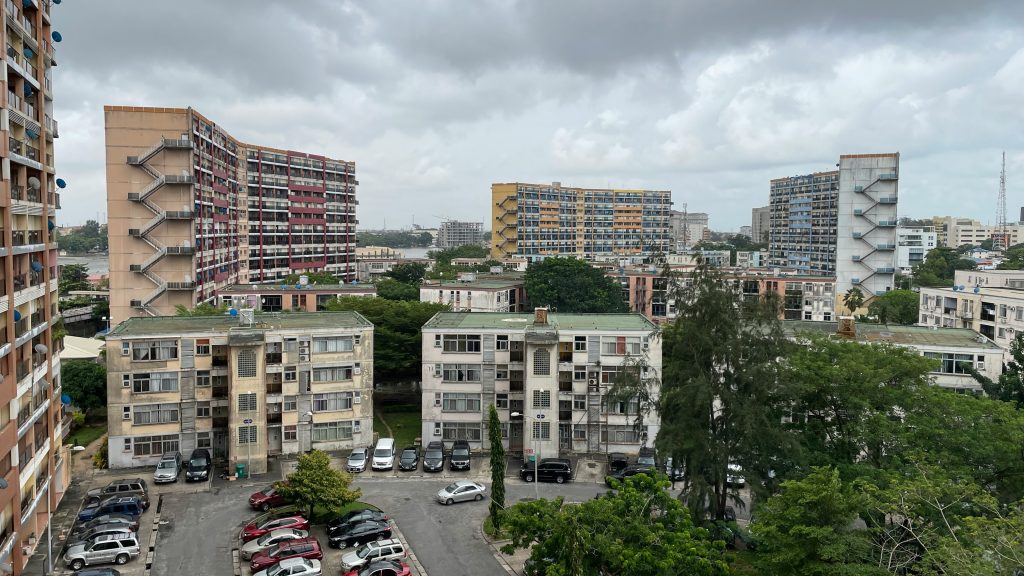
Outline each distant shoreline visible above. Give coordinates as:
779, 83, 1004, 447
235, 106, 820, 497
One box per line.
60, 252, 109, 257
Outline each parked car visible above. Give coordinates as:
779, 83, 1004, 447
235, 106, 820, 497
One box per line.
397, 447, 419, 471
347, 448, 368, 473
436, 480, 486, 505
185, 448, 212, 482
607, 452, 630, 476
371, 438, 396, 471
249, 485, 290, 511
70, 515, 139, 539
153, 451, 182, 484
63, 533, 140, 571
242, 515, 310, 542
327, 521, 393, 549
449, 440, 471, 471
519, 458, 572, 484
422, 441, 444, 473
726, 464, 746, 487
605, 464, 654, 487
341, 559, 411, 576
636, 447, 657, 468
252, 557, 321, 576
86, 479, 150, 510
66, 525, 136, 548
240, 529, 310, 561
71, 569, 122, 576
249, 536, 322, 572
78, 497, 145, 523
340, 538, 407, 572
663, 457, 685, 481
327, 510, 389, 533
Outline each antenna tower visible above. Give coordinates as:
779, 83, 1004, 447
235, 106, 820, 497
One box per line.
997, 151, 1008, 250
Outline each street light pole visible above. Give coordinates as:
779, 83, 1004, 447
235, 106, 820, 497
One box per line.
45, 475, 51, 575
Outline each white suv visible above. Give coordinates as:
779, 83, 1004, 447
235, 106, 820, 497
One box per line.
340, 538, 407, 571
64, 533, 140, 570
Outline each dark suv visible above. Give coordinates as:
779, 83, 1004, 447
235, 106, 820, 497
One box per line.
185, 449, 212, 482
449, 440, 471, 471
423, 441, 444, 472
87, 479, 150, 510
520, 458, 573, 484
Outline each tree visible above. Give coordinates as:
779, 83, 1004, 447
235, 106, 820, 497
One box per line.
656, 260, 791, 520
276, 449, 361, 521
500, 474, 730, 576
324, 297, 448, 382
386, 263, 427, 284
374, 278, 420, 301
971, 332, 1024, 407
843, 287, 864, 314
524, 257, 627, 313
913, 247, 976, 286
866, 290, 919, 325
61, 360, 107, 414
356, 231, 433, 248
174, 302, 228, 316
59, 263, 91, 294
487, 404, 506, 530
752, 467, 881, 576
283, 271, 337, 284
429, 244, 489, 264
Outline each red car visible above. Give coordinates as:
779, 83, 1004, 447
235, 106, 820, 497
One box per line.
341, 559, 411, 576
242, 515, 310, 542
248, 485, 290, 512
249, 537, 322, 571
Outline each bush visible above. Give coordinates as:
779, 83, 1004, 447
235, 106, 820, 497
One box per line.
92, 437, 108, 469
71, 411, 85, 429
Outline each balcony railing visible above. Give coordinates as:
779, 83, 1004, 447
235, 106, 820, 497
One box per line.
10, 186, 22, 201
8, 137, 22, 156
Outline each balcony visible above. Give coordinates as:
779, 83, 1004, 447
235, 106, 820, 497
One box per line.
878, 173, 897, 181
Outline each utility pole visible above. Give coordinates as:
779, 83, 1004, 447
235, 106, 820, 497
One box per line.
997, 151, 1008, 250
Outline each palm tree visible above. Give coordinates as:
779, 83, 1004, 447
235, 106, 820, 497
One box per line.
843, 287, 864, 315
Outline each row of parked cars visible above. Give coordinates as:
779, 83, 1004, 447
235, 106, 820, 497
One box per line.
603, 449, 746, 488
345, 439, 472, 473
61, 478, 153, 572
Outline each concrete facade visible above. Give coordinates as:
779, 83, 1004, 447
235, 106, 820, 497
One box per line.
919, 270, 1024, 349
217, 284, 376, 312
669, 211, 709, 251
421, 311, 661, 458
751, 206, 770, 244
767, 171, 839, 275
105, 313, 374, 473
419, 273, 525, 312
835, 153, 899, 301
896, 226, 937, 274
436, 220, 483, 248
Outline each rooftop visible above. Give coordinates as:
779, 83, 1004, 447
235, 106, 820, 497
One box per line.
421, 278, 525, 290
219, 283, 376, 294
423, 312, 658, 332
783, 321, 1000, 350
110, 311, 373, 337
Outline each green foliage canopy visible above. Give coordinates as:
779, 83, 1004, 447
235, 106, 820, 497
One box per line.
524, 257, 627, 313
865, 290, 920, 325
61, 360, 107, 413
277, 450, 361, 521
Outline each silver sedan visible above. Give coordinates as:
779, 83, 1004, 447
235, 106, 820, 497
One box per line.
436, 480, 486, 505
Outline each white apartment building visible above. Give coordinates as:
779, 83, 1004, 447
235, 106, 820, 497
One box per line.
420, 272, 525, 312
896, 226, 937, 274
736, 251, 768, 269
106, 312, 374, 473
836, 153, 899, 301
421, 309, 661, 459
919, 269, 1024, 349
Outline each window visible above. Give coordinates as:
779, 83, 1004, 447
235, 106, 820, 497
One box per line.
196, 402, 211, 418
195, 339, 210, 355
284, 367, 296, 382
605, 397, 639, 415
495, 394, 509, 409
533, 348, 550, 376
600, 425, 640, 443
442, 335, 482, 353
924, 352, 976, 374
283, 425, 297, 441
283, 396, 297, 411
573, 394, 586, 410
601, 365, 624, 385
238, 425, 258, 445
313, 366, 354, 382
196, 371, 211, 387
132, 434, 179, 457
574, 336, 587, 352
121, 342, 130, 356
496, 335, 509, 351
237, 349, 257, 378
532, 390, 551, 408
313, 337, 354, 353
442, 393, 482, 412
573, 366, 587, 381
237, 393, 258, 412
312, 421, 353, 442
132, 372, 179, 393
123, 438, 132, 452
441, 364, 482, 382
196, 432, 211, 449
600, 336, 641, 356
313, 392, 354, 412
132, 340, 178, 361
532, 421, 551, 440
441, 422, 482, 441
496, 365, 509, 380
573, 424, 587, 440
134, 404, 179, 429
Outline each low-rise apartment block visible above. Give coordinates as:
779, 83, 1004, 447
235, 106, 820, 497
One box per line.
217, 283, 376, 312
106, 313, 374, 473
420, 272, 525, 312
421, 310, 661, 459
919, 270, 1024, 348
896, 226, 936, 274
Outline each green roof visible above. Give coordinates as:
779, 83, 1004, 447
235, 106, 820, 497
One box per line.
783, 321, 1000, 350
110, 311, 373, 337
423, 312, 658, 332
422, 278, 524, 289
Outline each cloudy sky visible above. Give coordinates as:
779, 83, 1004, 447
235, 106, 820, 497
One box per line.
53, 0, 1024, 231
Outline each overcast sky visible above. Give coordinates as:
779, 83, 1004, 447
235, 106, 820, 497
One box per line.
52, 0, 1024, 231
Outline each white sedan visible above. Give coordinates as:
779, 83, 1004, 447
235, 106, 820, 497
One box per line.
240, 528, 309, 560
436, 480, 486, 505
253, 557, 321, 576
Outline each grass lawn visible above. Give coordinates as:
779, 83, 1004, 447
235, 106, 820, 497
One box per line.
66, 424, 106, 448
376, 404, 421, 448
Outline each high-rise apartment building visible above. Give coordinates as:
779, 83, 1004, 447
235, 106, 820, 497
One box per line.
896, 226, 937, 274
105, 106, 357, 324
436, 220, 482, 248
751, 206, 770, 244
767, 171, 840, 275
668, 211, 708, 251
491, 182, 671, 262
105, 312, 374, 474
1, 1, 65, 573
836, 153, 900, 299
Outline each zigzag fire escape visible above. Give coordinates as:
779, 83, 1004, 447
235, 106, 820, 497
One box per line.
126, 137, 197, 316
493, 194, 518, 257
849, 174, 898, 292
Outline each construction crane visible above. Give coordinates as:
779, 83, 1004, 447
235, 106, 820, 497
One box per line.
996, 152, 1008, 251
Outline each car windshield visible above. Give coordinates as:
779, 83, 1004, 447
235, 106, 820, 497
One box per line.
261, 486, 276, 495
373, 449, 390, 458
426, 450, 442, 458
453, 449, 469, 457
189, 458, 207, 467
266, 562, 285, 576
257, 533, 276, 545
401, 451, 415, 459
356, 544, 373, 559
637, 455, 655, 465
444, 483, 462, 492
157, 461, 175, 469
349, 452, 365, 461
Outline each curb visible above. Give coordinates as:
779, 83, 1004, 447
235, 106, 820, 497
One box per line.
479, 523, 517, 575
388, 522, 428, 576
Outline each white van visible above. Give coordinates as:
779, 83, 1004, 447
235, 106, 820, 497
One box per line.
371, 438, 396, 471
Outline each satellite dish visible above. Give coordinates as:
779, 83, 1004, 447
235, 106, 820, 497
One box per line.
61, 394, 71, 405
229, 308, 238, 317
51, 31, 62, 43
27, 177, 40, 190
56, 178, 67, 188
34, 343, 48, 354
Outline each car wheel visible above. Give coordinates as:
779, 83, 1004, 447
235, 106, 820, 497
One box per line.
474, 494, 483, 501
556, 475, 565, 484
261, 503, 271, 512
446, 498, 454, 505
115, 554, 129, 565
70, 560, 85, 571
524, 473, 534, 482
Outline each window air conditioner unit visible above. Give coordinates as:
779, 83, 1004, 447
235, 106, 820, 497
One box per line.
353, 392, 361, 404
977, 362, 986, 371
353, 365, 362, 375
299, 354, 309, 362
